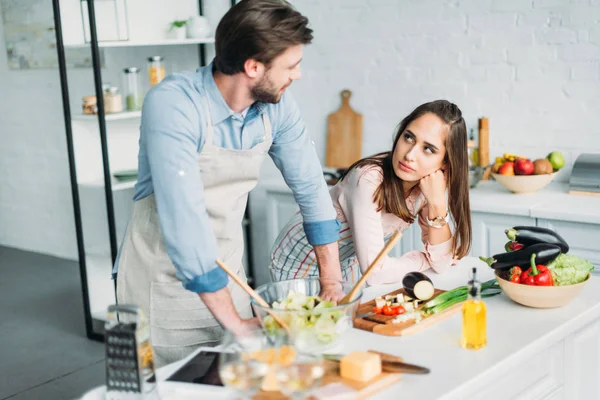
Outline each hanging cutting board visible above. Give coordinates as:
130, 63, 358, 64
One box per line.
353, 287, 463, 336
325, 89, 363, 169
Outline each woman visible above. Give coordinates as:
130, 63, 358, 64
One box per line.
270, 100, 472, 285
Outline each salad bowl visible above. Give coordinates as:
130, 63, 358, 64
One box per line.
251, 278, 363, 352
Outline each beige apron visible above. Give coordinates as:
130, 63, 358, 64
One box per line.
117, 99, 272, 367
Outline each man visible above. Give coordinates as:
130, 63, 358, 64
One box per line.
114, 0, 342, 367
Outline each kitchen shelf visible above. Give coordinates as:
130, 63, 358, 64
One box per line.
79, 178, 137, 191
65, 37, 215, 49
73, 111, 142, 121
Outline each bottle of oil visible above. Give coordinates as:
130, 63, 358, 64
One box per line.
462, 267, 487, 350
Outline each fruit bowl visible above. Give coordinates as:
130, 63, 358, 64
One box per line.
251, 278, 362, 352
495, 270, 590, 308
492, 172, 558, 194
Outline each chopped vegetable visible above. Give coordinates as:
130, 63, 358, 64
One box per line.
402, 272, 435, 300
547, 253, 594, 286
263, 291, 345, 344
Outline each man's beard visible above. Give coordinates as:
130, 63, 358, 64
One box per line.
250, 73, 283, 104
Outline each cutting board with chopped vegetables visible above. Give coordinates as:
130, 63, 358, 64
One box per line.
353, 288, 463, 336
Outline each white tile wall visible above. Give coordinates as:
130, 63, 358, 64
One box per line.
1, 0, 600, 259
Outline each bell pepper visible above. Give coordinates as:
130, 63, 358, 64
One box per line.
505, 241, 525, 252
520, 254, 554, 286
508, 266, 522, 283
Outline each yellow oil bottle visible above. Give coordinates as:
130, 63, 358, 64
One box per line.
462, 267, 487, 350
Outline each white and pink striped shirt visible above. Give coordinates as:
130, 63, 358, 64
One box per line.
270, 166, 454, 285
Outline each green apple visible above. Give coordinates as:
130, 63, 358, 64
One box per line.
546, 151, 565, 171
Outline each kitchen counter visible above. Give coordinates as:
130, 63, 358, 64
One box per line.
260, 178, 600, 225
79, 257, 600, 400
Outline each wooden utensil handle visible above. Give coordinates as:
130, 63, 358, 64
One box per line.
216, 259, 269, 308
216, 259, 292, 335
339, 231, 402, 305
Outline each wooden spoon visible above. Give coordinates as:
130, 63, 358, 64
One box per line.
216, 259, 291, 335
338, 230, 403, 305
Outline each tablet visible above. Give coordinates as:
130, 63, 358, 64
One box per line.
166, 350, 224, 387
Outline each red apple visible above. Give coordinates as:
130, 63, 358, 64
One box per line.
498, 161, 515, 176
514, 158, 534, 175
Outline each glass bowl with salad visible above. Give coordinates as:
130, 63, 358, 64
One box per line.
251, 278, 362, 352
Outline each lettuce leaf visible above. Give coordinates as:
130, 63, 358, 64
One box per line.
547, 254, 594, 286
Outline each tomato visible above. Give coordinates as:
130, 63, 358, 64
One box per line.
372, 306, 383, 314
392, 305, 406, 316
382, 305, 395, 316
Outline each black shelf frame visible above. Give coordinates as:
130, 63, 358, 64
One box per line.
52, 0, 238, 342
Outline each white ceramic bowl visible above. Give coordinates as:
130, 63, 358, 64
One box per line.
492, 172, 558, 194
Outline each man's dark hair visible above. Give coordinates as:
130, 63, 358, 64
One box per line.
214, 0, 313, 75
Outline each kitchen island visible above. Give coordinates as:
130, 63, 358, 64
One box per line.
80, 256, 600, 400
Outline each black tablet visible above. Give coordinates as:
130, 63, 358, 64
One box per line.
166, 350, 224, 387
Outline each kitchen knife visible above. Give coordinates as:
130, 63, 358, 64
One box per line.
355, 311, 376, 319
322, 354, 430, 375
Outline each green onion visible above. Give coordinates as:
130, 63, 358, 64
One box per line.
420, 279, 501, 316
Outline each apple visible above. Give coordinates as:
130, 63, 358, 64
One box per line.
498, 161, 515, 176
514, 158, 534, 175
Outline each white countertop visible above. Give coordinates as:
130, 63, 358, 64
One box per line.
80, 257, 600, 400
260, 178, 600, 225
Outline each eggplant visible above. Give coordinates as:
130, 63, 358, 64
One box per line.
479, 243, 561, 270
505, 226, 569, 254
402, 272, 435, 301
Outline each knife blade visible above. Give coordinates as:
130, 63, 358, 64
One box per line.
355, 311, 376, 319
323, 354, 430, 375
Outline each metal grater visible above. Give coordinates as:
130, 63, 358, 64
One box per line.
105, 305, 157, 400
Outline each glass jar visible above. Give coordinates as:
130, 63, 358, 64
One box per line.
104, 86, 123, 114
82, 95, 97, 115
147, 56, 165, 87
123, 67, 143, 111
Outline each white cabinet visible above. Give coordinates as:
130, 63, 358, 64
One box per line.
564, 320, 600, 399
470, 212, 537, 258
536, 219, 600, 268
469, 342, 564, 400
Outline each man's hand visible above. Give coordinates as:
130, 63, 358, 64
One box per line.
313, 242, 344, 301
319, 278, 346, 302
229, 317, 261, 336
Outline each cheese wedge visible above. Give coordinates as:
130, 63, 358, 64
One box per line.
340, 351, 382, 382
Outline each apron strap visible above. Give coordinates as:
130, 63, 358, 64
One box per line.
262, 111, 272, 142
202, 97, 215, 147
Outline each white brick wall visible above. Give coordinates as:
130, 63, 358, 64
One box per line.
1, 0, 600, 259
287, 0, 600, 183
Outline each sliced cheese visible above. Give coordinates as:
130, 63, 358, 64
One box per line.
375, 297, 386, 308
340, 352, 382, 383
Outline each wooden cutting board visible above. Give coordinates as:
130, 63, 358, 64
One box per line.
254, 359, 401, 400
325, 89, 363, 169
353, 288, 463, 336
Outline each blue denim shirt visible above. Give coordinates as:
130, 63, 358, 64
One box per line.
113, 61, 340, 293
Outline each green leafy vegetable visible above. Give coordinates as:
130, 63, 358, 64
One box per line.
262, 291, 345, 345
547, 254, 594, 286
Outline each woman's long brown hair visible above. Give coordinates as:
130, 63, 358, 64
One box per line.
341, 100, 471, 259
